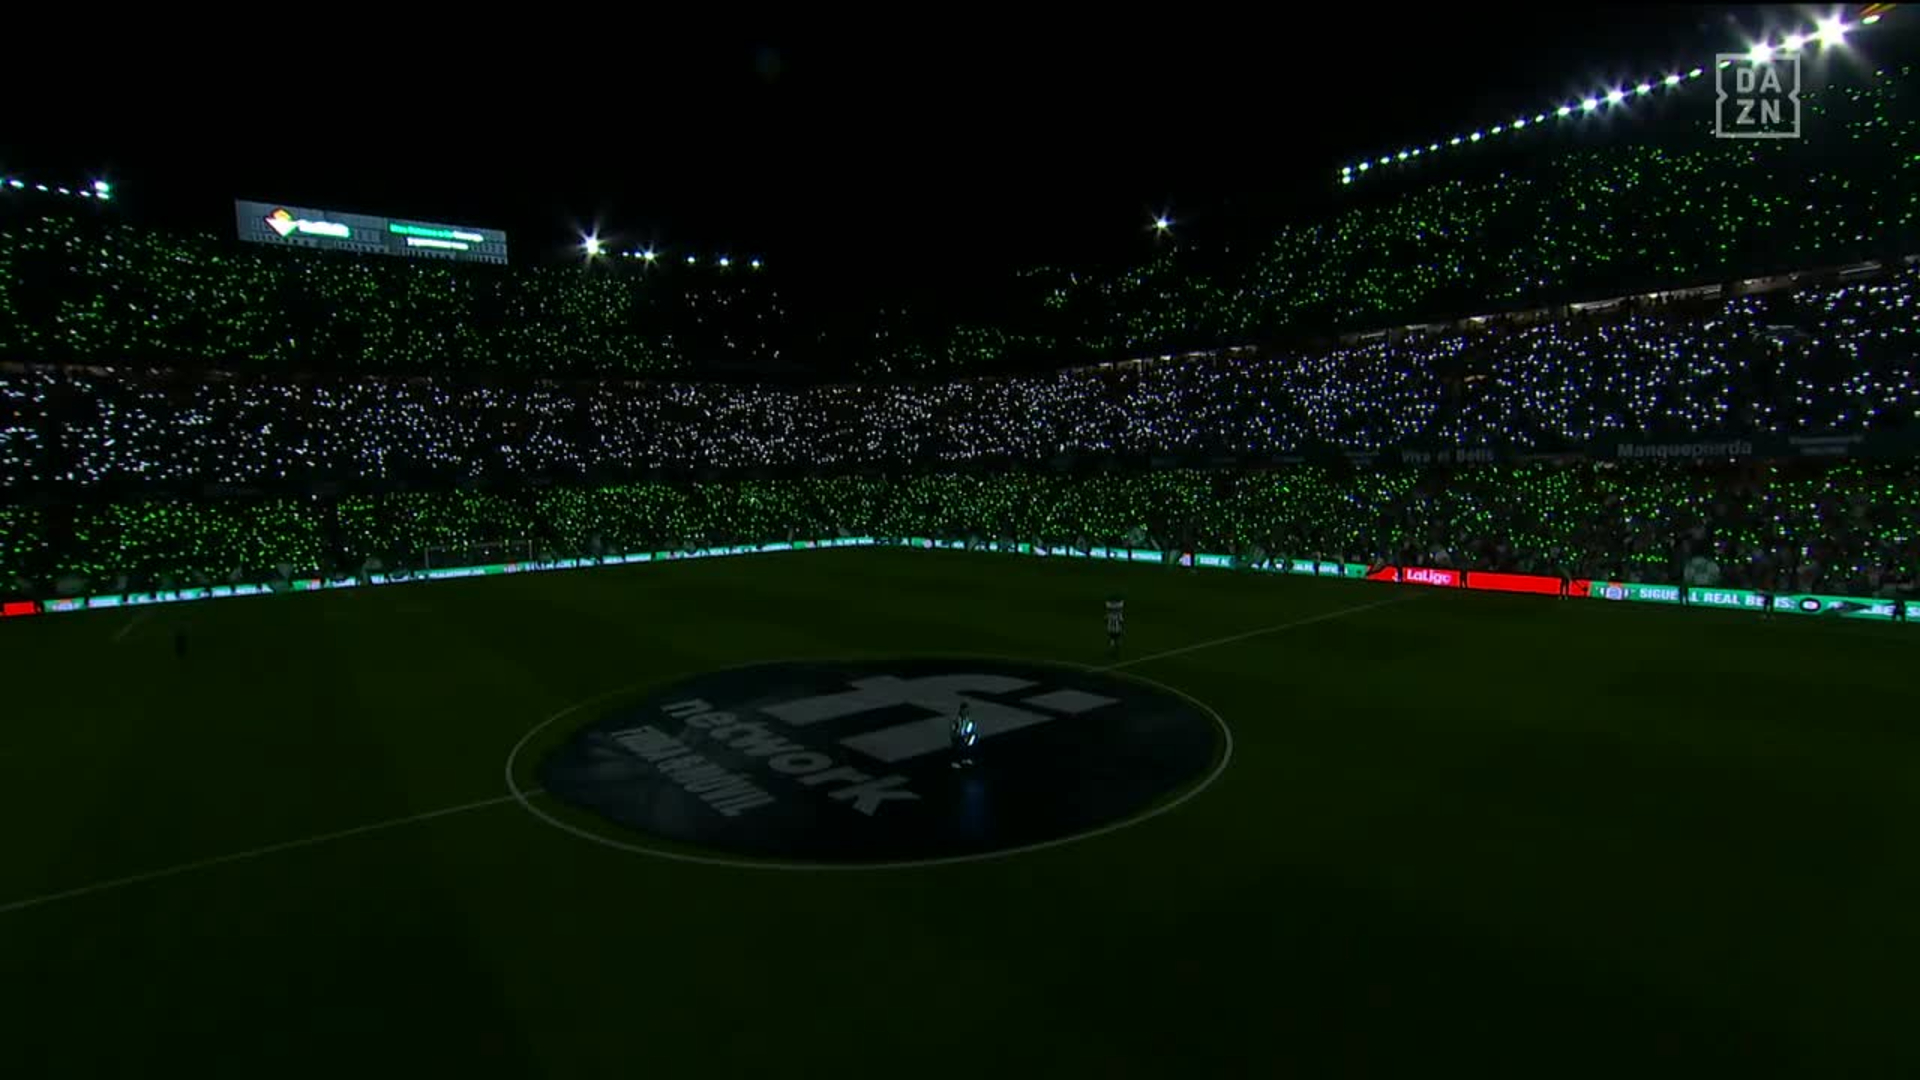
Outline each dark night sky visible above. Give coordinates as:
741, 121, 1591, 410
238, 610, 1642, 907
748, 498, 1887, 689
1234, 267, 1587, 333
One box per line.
1, 6, 1895, 305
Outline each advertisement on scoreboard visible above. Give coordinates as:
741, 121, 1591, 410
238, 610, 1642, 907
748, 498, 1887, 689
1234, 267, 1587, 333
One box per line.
234, 199, 508, 264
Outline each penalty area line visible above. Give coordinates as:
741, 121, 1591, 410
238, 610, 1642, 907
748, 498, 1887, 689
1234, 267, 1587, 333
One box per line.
1093, 592, 1421, 673
0, 791, 540, 919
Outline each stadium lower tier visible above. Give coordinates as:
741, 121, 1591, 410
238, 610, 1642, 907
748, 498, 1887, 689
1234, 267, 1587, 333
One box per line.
3, 462, 1916, 602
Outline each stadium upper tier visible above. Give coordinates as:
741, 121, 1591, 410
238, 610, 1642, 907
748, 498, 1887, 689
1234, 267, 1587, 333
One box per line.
3, 265, 1915, 492
2, 65, 1913, 379
0, 211, 792, 378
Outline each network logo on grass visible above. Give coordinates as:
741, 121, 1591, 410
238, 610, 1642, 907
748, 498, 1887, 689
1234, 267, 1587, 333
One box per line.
539, 658, 1228, 864
1714, 52, 1801, 139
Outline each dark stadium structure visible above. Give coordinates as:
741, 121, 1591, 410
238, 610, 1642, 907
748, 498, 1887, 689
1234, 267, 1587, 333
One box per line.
3, 11, 1918, 1079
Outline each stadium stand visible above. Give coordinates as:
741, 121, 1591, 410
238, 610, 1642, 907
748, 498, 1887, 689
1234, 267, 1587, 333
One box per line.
0, 213, 788, 378
4, 462, 1918, 604
863, 63, 1918, 375
2, 264, 1916, 499
1, 63, 1915, 609
3, 66, 1911, 382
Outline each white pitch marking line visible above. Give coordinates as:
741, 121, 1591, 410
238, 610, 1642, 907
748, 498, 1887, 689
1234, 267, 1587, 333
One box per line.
1093, 592, 1422, 673
109, 610, 155, 644
0, 590, 1424, 908
0, 791, 536, 919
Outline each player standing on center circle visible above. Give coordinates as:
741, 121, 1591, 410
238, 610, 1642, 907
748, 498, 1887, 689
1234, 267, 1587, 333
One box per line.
1105, 593, 1126, 656
950, 701, 977, 769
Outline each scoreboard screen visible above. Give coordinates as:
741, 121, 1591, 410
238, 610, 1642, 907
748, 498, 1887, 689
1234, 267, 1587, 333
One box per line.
234, 199, 508, 265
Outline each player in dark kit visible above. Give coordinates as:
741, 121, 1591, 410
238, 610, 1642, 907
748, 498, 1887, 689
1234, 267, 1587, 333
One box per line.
1105, 595, 1125, 655
950, 702, 977, 768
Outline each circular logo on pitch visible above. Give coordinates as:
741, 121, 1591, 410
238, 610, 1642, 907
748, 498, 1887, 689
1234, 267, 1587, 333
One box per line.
539, 658, 1225, 863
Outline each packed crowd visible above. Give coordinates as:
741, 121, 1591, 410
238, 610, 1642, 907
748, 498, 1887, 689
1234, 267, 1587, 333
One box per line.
1, 66, 1912, 606
2, 68, 1910, 381
3, 266, 1914, 492
0, 213, 790, 378
866, 66, 1919, 374
4, 462, 1915, 601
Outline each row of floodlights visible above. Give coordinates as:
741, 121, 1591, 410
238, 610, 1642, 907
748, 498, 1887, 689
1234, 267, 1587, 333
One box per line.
582, 235, 761, 268
0, 178, 113, 201
1340, 13, 1873, 183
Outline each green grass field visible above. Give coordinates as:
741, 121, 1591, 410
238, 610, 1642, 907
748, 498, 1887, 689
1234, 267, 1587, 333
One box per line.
2, 547, 1916, 1078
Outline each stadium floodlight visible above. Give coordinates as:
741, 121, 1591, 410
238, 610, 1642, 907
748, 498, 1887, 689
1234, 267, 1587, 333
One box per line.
1862, 12, 1881, 25
1634, 82, 1652, 95
1605, 88, 1626, 104
1469, 130, 1483, 141
1581, 97, 1599, 112
1782, 33, 1807, 52
641, 248, 657, 261
686, 254, 698, 265
1358, 161, 1370, 171
7, 180, 21, 188
35, 184, 48, 192
1664, 73, 1681, 86
56, 187, 70, 195
1689, 66, 1704, 78
1153, 216, 1172, 231
1557, 104, 1573, 117
750, 257, 762, 269
1747, 42, 1774, 63
1427, 142, 1440, 151
1341, 164, 1353, 175
1512, 117, 1528, 128
1816, 17, 1849, 45
97, 191, 110, 201
1449, 136, 1462, 145
1340, 174, 1352, 185
93, 180, 110, 193
1410, 147, 1422, 156
1533, 113, 1546, 123
1377, 155, 1391, 165
718, 256, 731, 267
583, 235, 604, 257
1396, 150, 1409, 160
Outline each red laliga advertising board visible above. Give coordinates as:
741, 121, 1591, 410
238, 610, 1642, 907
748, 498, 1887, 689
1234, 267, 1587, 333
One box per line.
1463, 571, 1564, 596
1365, 566, 1462, 587
1363, 567, 1568, 594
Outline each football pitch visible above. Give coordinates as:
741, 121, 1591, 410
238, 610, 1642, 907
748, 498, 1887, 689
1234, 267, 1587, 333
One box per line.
1, 547, 1915, 1078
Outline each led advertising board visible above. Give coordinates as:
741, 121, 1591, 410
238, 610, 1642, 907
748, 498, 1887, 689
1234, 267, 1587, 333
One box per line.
234, 199, 508, 264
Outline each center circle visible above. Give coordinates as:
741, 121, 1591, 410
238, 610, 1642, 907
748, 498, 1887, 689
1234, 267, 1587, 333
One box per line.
531, 657, 1229, 866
